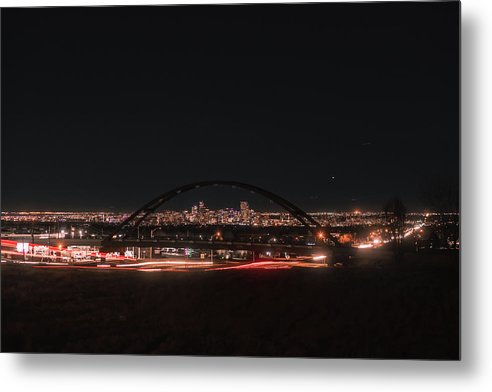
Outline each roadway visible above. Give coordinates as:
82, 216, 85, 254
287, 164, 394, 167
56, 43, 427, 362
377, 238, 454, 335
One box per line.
101, 238, 329, 254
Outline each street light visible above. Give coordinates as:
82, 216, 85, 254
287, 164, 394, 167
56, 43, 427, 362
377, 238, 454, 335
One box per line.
150, 227, 161, 239
211, 230, 222, 241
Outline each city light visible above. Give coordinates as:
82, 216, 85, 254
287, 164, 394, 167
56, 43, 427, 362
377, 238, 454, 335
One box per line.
1, 209, 458, 230
358, 244, 373, 249
16, 243, 29, 253
1, 208, 459, 264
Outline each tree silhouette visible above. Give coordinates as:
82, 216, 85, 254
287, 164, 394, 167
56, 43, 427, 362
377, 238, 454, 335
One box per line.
384, 197, 407, 254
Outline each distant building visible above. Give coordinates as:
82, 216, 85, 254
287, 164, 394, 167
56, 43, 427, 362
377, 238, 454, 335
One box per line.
240, 201, 250, 223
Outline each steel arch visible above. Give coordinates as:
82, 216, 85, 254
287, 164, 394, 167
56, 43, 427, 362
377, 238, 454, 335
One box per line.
103, 180, 326, 244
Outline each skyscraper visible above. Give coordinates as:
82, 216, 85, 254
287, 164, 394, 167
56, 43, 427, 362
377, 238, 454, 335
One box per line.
240, 201, 250, 223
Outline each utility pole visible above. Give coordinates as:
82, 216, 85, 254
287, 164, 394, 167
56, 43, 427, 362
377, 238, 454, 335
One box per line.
31, 223, 34, 261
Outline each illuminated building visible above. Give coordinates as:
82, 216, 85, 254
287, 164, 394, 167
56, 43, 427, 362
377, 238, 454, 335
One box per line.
240, 201, 250, 223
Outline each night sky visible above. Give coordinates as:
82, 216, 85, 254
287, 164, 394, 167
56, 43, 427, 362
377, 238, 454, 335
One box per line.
1, 2, 459, 212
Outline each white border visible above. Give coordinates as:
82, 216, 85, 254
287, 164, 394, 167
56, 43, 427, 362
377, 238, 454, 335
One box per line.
2, 0, 492, 391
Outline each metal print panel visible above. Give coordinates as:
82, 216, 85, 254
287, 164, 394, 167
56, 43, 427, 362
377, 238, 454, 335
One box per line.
1, 1, 460, 359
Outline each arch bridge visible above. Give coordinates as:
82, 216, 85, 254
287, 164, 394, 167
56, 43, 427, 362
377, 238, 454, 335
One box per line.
101, 181, 336, 255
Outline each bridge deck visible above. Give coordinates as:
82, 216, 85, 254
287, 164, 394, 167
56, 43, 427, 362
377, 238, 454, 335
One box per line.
102, 239, 329, 254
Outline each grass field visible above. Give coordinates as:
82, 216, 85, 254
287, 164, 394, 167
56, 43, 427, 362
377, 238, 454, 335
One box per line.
1, 251, 459, 359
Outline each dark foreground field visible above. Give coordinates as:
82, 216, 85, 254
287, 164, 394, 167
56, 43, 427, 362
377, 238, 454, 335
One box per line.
1, 252, 459, 359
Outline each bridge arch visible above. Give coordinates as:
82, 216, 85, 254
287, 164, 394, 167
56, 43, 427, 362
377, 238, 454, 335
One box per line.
103, 181, 327, 244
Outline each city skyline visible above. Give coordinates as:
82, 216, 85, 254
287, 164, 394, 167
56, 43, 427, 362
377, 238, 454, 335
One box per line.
1, 200, 458, 231
1, 202, 460, 214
